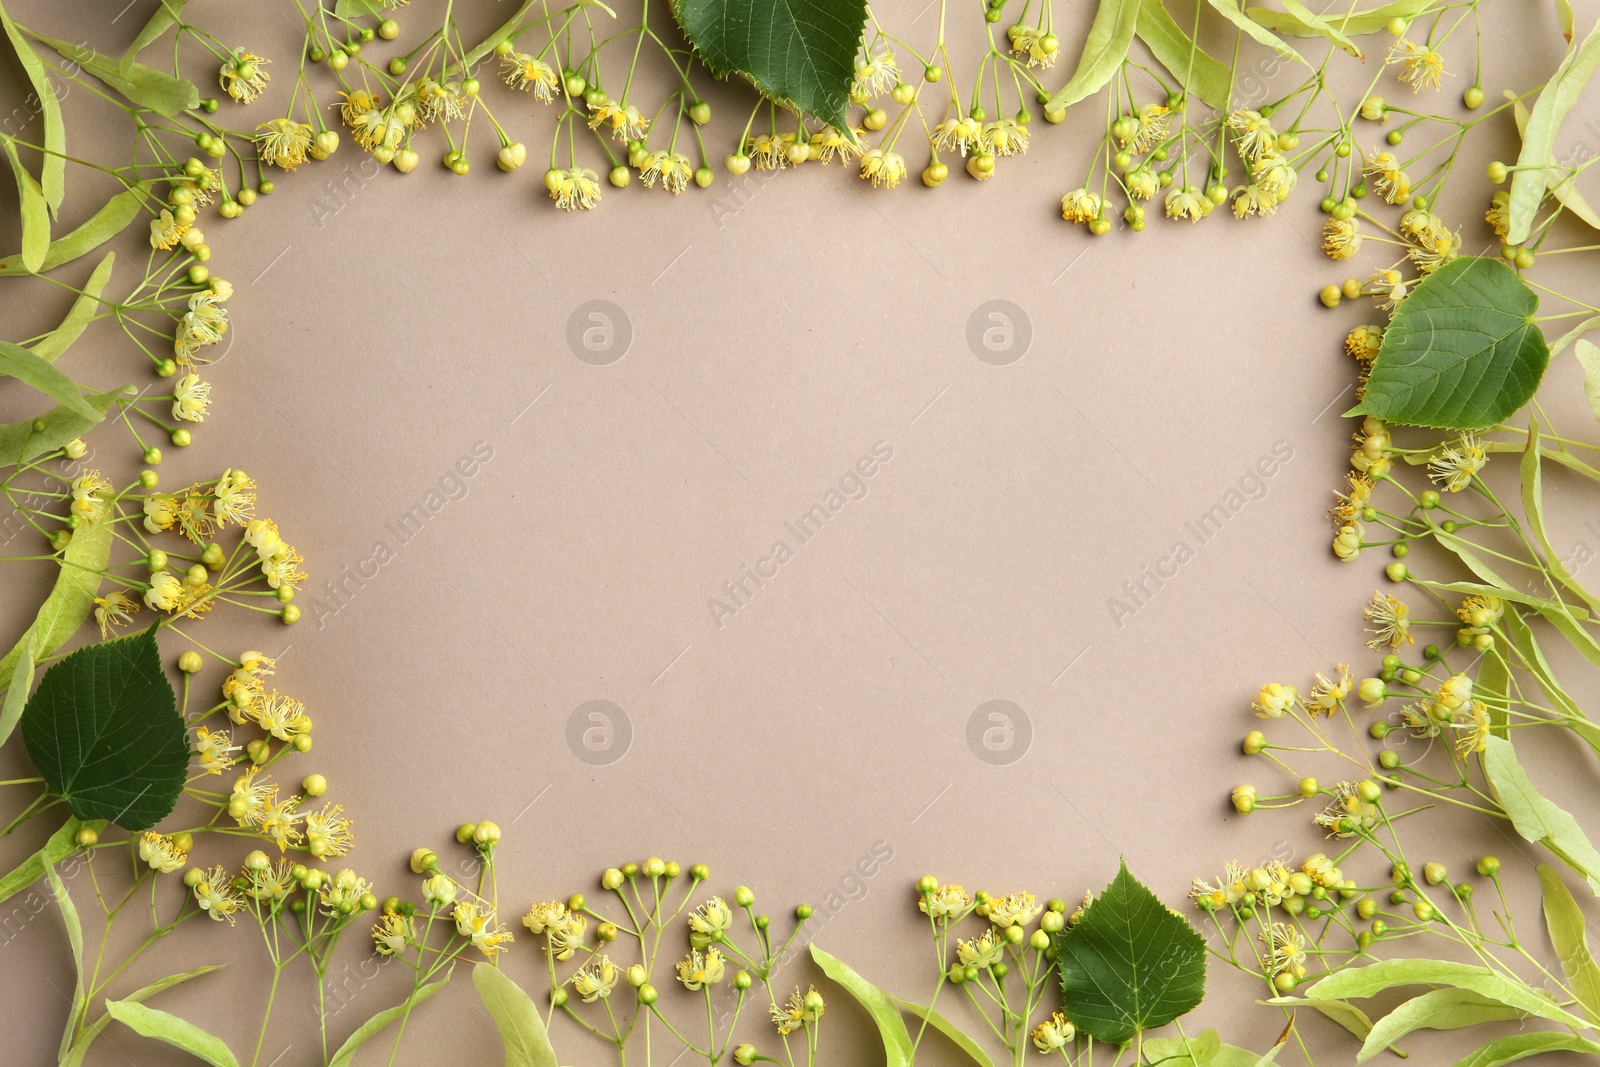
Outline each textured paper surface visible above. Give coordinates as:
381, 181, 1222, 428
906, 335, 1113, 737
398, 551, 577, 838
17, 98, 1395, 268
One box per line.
0, 0, 1598, 1063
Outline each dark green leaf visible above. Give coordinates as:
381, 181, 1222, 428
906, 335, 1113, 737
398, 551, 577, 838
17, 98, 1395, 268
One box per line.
471, 963, 559, 1067
21, 627, 186, 831
670, 0, 865, 131
1055, 860, 1206, 1046
811, 945, 914, 1066
104, 1001, 238, 1067
1350, 257, 1549, 429
0, 338, 97, 418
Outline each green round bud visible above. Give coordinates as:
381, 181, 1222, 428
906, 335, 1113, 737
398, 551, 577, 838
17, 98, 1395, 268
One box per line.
1476, 856, 1501, 877
1243, 730, 1266, 755
796, 904, 813, 920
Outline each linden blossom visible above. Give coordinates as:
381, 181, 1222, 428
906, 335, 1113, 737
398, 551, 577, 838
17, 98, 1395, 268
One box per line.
1107, 441, 1295, 628
707, 441, 894, 628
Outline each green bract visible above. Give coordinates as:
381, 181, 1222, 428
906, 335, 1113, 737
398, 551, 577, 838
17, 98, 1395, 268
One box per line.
1350, 257, 1549, 429
811, 945, 915, 1066
20, 626, 186, 831
669, 0, 866, 133
1054, 861, 1206, 1046
471, 963, 560, 1067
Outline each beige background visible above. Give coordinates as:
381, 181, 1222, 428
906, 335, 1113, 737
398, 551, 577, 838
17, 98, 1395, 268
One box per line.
2, 0, 1600, 1063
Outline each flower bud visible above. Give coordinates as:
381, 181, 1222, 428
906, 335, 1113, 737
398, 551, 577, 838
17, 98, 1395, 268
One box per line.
1231, 784, 1257, 814
409, 848, 438, 874
1476, 856, 1501, 877
1423, 862, 1447, 886
626, 964, 647, 987
602, 868, 625, 890
1358, 678, 1387, 705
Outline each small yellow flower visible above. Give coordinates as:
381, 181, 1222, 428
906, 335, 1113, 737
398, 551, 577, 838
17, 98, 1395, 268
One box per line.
139, 831, 188, 874
501, 52, 560, 101
144, 570, 185, 612
1365, 592, 1414, 648
319, 868, 372, 913
1345, 326, 1382, 363
1125, 167, 1157, 200
676, 947, 726, 990
455, 901, 515, 958
770, 986, 823, 1035
1308, 665, 1352, 715
918, 883, 971, 923
1364, 150, 1411, 204
255, 117, 313, 170
149, 209, 189, 250
1435, 673, 1474, 712
985, 118, 1029, 157
245, 858, 297, 902
1321, 217, 1361, 259
810, 125, 863, 164
219, 48, 269, 103
1165, 186, 1211, 222
572, 955, 619, 1001
373, 912, 415, 955
305, 803, 353, 859
1252, 153, 1297, 201
586, 96, 648, 141
253, 692, 312, 741
1252, 682, 1297, 719
213, 469, 257, 527
1428, 432, 1487, 491
258, 792, 305, 851
93, 591, 140, 639
1226, 109, 1277, 162
1032, 1011, 1076, 1051
1005, 25, 1058, 68
640, 150, 694, 194
1333, 522, 1363, 561
191, 865, 242, 922
1454, 700, 1493, 757
985, 892, 1042, 928
689, 896, 733, 948
955, 927, 1003, 967
1060, 187, 1103, 224
1391, 38, 1447, 92
853, 48, 899, 97
1262, 921, 1308, 978
746, 133, 788, 170
1314, 782, 1380, 838
1189, 861, 1247, 909
932, 114, 986, 157
1129, 103, 1170, 153
172, 374, 211, 423
859, 148, 907, 189
549, 166, 602, 211
194, 725, 239, 774
1486, 191, 1511, 239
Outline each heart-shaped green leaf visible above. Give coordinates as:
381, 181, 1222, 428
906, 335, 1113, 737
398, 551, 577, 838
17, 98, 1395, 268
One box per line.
1349, 257, 1549, 429
1055, 861, 1206, 1046
21, 626, 186, 831
669, 0, 865, 130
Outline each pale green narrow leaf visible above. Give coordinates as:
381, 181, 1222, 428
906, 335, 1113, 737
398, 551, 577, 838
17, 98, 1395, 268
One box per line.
0, 629, 35, 750
1577, 339, 1600, 425
1, 183, 151, 276
1055, 861, 1206, 1045
63, 965, 224, 1067
1137, 0, 1234, 111
1483, 735, 1600, 894
1265, 996, 1385, 1047
0, 387, 124, 469
0, 2, 64, 213
1, 135, 49, 272
1512, 97, 1600, 232
1508, 17, 1600, 243
1358, 989, 1525, 1062
1306, 955, 1591, 1029
1208, 0, 1305, 61
1278, 0, 1363, 55
1350, 257, 1548, 429
893, 998, 996, 1067
1454, 1032, 1600, 1067
1498, 604, 1600, 756
0, 339, 97, 418
1520, 422, 1600, 616
1047, 0, 1140, 109
124, 0, 190, 65
333, 0, 391, 15
329, 978, 449, 1066
471, 964, 558, 1067
104, 1001, 239, 1066
30, 251, 113, 363
31, 33, 199, 116
1537, 865, 1600, 1023
0, 816, 89, 906
44, 856, 85, 1061
811, 945, 913, 1066
1142, 1028, 1222, 1065
669, 0, 865, 132
1247, 0, 1433, 38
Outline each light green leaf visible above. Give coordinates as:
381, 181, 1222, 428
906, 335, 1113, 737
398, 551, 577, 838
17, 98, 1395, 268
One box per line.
1277, 0, 1363, 55
334, 0, 392, 15
471, 963, 559, 1067
0, 387, 124, 468
1047, 0, 1140, 109
811, 945, 914, 1066
329, 978, 450, 1066
1, 134, 49, 272
0, 816, 91, 906
29, 251, 113, 364
893, 998, 996, 1067
1498, 605, 1600, 756
0, 339, 97, 418
63, 965, 224, 1067
1551, 316, 1600, 357
21, 626, 186, 831
1208, 0, 1304, 62
1137, 0, 1233, 111
0, 1, 64, 214
1349, 257, 1548, 429
669, 0, 865, 132
1143, 1028, 1222, 1065
1454, 1032, 1600, 1067
1358, 989, 1525, 1062
1537, 865, 1600, 1023
104, 1001, 239, 1066
44, 855, 84, 1060
1512, 98, 1600, 233
1055, 861, 1206, 1046
1508, 17, 1600, 244
1247, 0, 1434, 38
1577, 340, 1600, 425
1520, 422, 1600, 616
123, 0, 190, 65
31, 32, 198, 117
1483, 735, 1600, 894
1265, 996, 1384, 1048
1306, 955, 1591, 1029
0, 630, 34, 749
1, 182, 151, 276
